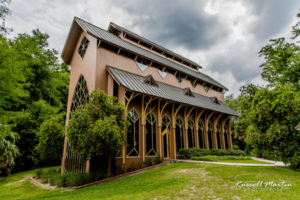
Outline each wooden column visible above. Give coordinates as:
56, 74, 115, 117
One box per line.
213, 113, 222, 149
118, 86, 126, 165
141, 95, 145, 162
229, 121, 233, 150
158, 99, 162, 156
221, 116, 229, 149
205, 111, 214, 149
61, 128, 68, 173
194, 110, 199, 148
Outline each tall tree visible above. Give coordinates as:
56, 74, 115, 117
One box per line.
0, 0, 13, 35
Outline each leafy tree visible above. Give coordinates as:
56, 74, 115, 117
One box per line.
245, 85, 300, 168
0, 124, 20, 176
36, 115, 65, 161
12, 100, 61, 172
68, 90, 128, 172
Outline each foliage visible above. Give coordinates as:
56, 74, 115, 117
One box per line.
0, 124, 20, 176
155, 155, 163, 164
0, 27, 70, 172
12, 100, 61, 172
191, 156, 251, 162
36, 115, 65, 161
245, 85, 300, 168
244, 145, 250, 156
179, 148, 245, 159
232, 145, 239, 150
68, 89, 128, 170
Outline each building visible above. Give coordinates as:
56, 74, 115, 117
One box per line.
60, 17, 239, 173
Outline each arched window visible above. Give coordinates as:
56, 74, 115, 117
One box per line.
127, 109, 139, 157
224, 124, 229, 149
175, 117, 184, 154
146, 112, 157, 156
217, 124, 221, 149
188, 118, 195, 148
70, 74, 89, 118
208, 123, 213, 149
198, 121, 204, 149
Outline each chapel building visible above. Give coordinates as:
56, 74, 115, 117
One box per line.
61, 17, 239, 173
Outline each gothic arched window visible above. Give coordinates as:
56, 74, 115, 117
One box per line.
127, 109, 140, 157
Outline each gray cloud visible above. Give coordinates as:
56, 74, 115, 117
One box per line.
111, 0, 232, 50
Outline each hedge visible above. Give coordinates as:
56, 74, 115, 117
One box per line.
191, 155, 251, 162
179, 148, 245, 159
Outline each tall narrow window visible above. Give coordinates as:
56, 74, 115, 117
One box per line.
217, 124, 221, 149
162, 115, 170, 132
176, 117, 184, 154
208, 123, 213, 149
224, 125, 229, 149
188, 118, 195, 148
127, 109, 139, 157
204, 85, 210, 92
146, 112, 157, 156
77, 36, 90, 59
198, 121, 204, 149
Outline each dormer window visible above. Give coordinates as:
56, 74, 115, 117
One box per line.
191, 79, 197, 88
210, 97, 220, 105
144, 75, 158, 87
136, 58, 148, 72
158, 66, 167, 79
183, 88, 195, 97
204, 84, 209, 92
78, 36, 90, 59
176, 73, 184, 83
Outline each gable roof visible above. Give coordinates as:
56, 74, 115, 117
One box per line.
62, 17, 229, 91
182, 88, 195, 98
143, 75, 158, 87
107, 66, 239, 117
109, 22, 201, 69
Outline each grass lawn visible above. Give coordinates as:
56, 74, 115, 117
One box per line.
218, 160, 273, 164
0, 163, 299, 199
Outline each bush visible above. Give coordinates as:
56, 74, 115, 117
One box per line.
179, 148, 245, 159
155, 155, 163, 164
245, 146, 250, 156
233, 145, 239, 150
191, 156, 251, 162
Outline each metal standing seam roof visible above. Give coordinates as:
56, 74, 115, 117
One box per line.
110, 22, 201, 68
107, 66, 239, 117
74, 17, 229, 91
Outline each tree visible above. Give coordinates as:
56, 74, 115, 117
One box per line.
0, 124, 20, 176
36, 115, 65, 161
245, 85, 300, 168
68, 90, 128, 172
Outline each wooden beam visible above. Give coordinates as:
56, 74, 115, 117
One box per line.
210, 85, 213, 89
193, 79, 197, 84
150, 46, 153, 50
162, 66, 166, 72
196, 109, 205, 122
181, 60, 184, 64
162, 51, 164, 55
123, 33, 126, 38
190, 64, 192, 67
134, 55, 138, 61
149, 61, 153, 66
117, 48, 121, 55
138, 40, 140, 44
97, 40, 102, 48
172, 56, 174, 60
174, 71, 178, 76
184, 75, 188, 79
202, 82, 206, 86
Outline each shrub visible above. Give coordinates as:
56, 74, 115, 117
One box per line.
191, 155, 251, 162
245, 146, 250, 156
155, 155, 163, 164
146, 157, 152, 167
233, 145, 239, 150
179, 148, 245, 159
131, 162, 137, 171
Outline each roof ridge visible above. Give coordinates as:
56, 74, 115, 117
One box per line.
110, 22, 200, 67
75, 17, 228, 91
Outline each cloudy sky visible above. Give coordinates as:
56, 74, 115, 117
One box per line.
5, 0, 300, 96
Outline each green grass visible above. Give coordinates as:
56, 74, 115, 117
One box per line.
191, 155, 251, 162
0, 163, 300, 199
218, 160, 273, 164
